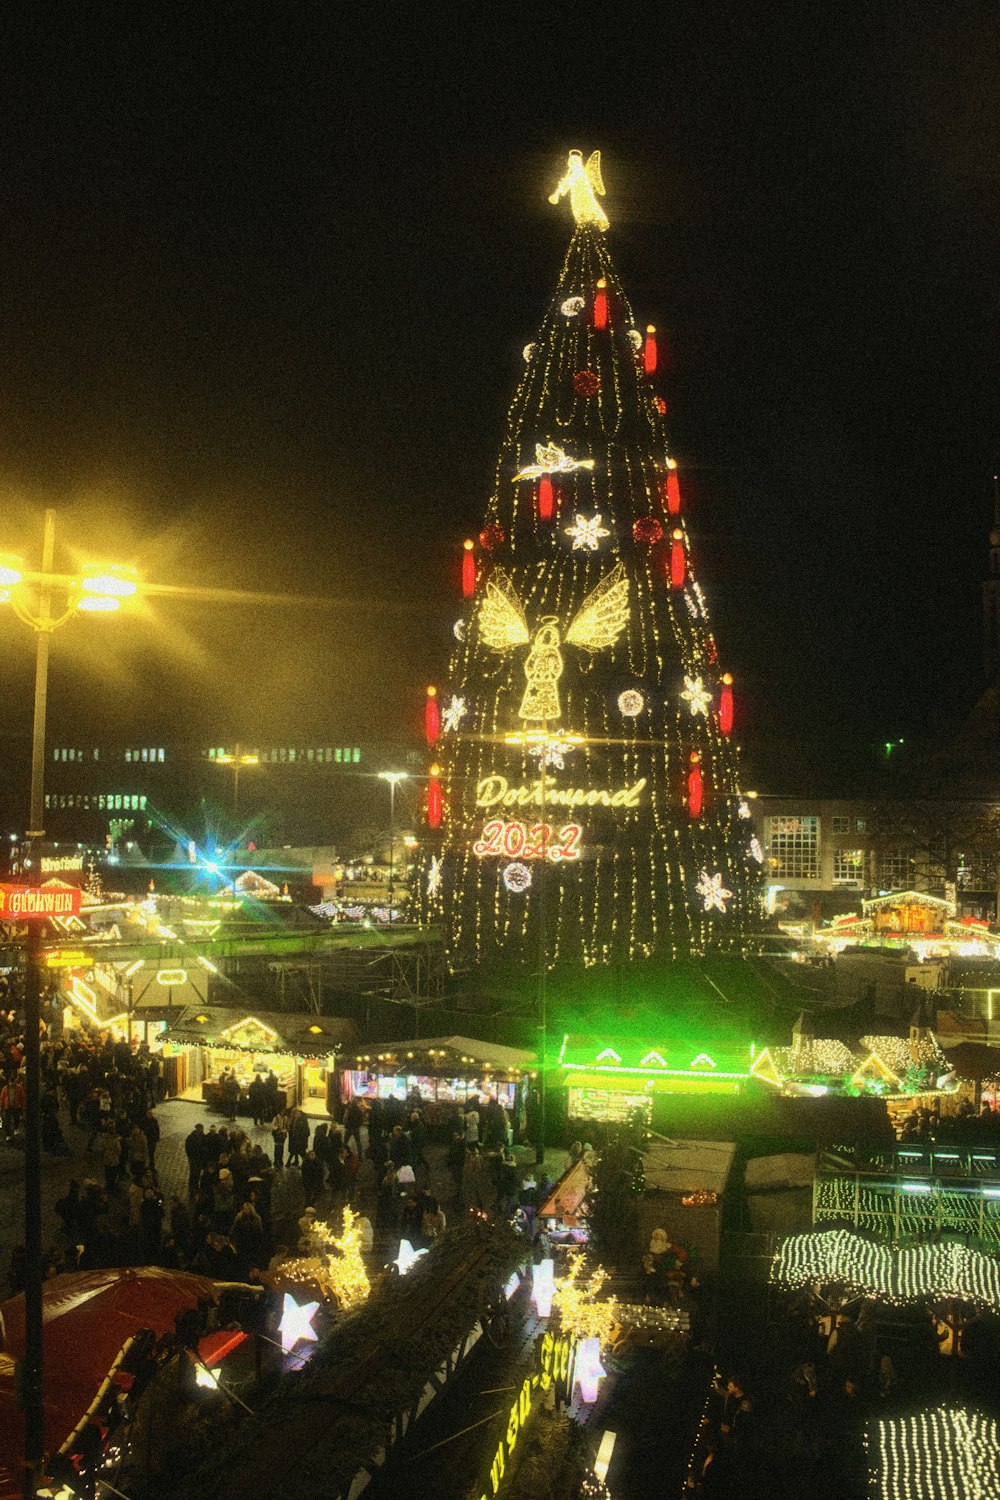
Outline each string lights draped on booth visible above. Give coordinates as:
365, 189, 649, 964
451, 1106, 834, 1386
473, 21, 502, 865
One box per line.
417, 150, 760, 970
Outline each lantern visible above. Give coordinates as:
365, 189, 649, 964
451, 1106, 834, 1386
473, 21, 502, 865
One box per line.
593, 277, 608, 330
719, 674, 734, 736
427, 765, 442, 830
643, 324, 657, 375
538, 474, 555, 522
462, 539, 476, 598
425, 685, 440, 745
666, 465, 681, 516
669, 529, 686, 588
687, 753, 703, 820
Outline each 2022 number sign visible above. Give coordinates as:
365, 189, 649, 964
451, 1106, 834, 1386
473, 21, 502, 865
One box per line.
472, 820, 582, 862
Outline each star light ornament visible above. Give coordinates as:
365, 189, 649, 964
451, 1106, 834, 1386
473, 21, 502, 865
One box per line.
565, 513, 611, 552
279, 1293, 320, 1354
426, 856, 443, 899
681, 675, 712, 717
574, 1337, 607, 1405
394, 1239, 429, 1276
442, 694, 467, 733
696, 871, 733, 914
528, 736, 574, 770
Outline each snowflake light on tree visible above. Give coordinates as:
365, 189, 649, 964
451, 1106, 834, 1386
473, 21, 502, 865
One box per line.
617, 689, 644, 716
442, 694, 467, 733
527, 736, 576, 770
685, 591, 700, 619
426, 856, 442, 898
696, 871, 733, 913
503, 861, 532, 893
565, 512, 611, 551
681, 675, 712, 717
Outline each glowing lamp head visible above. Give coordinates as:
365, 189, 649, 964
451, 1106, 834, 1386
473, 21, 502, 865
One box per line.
0, 554, 24, 588
80, 566, 138, 599
575, 1337, 606, 1404
77, 595, 121, 612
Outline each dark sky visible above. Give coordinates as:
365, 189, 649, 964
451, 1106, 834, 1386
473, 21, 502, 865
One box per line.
2, 5, 999, 773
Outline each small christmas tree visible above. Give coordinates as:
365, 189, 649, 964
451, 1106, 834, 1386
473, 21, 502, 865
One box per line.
419, 151, 760, 972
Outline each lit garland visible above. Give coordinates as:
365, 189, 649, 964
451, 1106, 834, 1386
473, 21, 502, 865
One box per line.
416, 154, 761, 969
814, 1179, 1000, 1251
770, 1229, 1000, 1310
552, 1253, 686, 1349
868, 1407, 1000, 1500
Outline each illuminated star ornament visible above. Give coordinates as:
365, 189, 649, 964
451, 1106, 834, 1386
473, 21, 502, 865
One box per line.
681, 675, 712, 717
426, 856, 443, 899
696, 871, 733, 914
394, 1239, 429, 1276
279, 1293, 320, 1354
528, 736, 574, 770
515, 442, 596, 481
442, 694, 467, 733
565, 513, 611, 552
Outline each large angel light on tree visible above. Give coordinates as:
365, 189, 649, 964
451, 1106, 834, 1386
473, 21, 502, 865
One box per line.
418, 150, 761, 972
480, 564, 629, 723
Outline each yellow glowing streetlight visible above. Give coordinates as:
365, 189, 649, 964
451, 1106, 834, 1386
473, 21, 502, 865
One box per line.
377, 771, 408, 919
0, 508, 139, 1497
212, 743, 260, 816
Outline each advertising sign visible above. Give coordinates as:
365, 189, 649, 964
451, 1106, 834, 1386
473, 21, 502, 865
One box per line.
0, 884, 82, 919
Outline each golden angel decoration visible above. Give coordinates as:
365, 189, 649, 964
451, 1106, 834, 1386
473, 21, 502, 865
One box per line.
548, 149, 609, 231
480, 564, 629, 722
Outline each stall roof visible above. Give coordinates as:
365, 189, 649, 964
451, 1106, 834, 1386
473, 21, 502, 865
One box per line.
369, 1035, 536, 1072
556, 1033, 752, 1082
162, 1006, 357, 1052
643, 1137, 737, 1195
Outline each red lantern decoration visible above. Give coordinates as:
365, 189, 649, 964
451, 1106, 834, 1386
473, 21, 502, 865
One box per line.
573, 368, 601, 398
643, 325, 657, 375
669, 529, 686, 589
687, 753, 704, 819
666, 465, 681, 516
479, 522, 505, 552
593, 278, 608, 330
462, 539, 477, 598
427, 765, 442, 829
538, 474, 555, 522
633, 516, 664, 546
719, 673, 734, 736
425, 686, 440, 745
654, 396, 667, 416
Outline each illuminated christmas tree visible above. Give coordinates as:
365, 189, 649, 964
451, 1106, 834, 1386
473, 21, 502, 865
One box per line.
419, 151, 761, 971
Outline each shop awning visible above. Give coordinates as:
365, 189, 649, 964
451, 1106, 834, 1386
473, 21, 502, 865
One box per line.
161, 1006, 357, 1053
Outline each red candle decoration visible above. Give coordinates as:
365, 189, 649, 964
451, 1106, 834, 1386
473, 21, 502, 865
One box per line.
666, 464, 681, 515
462, 539, 477, 598
479, 522, 505, 552
633, 516, 664, 546
687, 753, 704, 819
427, 765, 442, 829
425, 685, 440, 745
593, 278, 608, 330
719, 673, 734, 736
643, 324, 657, 375
538, 474, 555, 522
669, 529, 686, 588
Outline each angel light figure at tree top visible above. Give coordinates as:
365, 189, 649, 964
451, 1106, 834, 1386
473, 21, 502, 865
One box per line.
548, 149, 609, 231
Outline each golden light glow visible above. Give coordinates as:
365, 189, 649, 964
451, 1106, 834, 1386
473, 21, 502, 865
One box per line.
80, 567, 138, 598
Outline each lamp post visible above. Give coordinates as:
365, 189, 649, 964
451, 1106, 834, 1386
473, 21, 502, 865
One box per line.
377, 772, 407, 920
0, 509, 137, 1498
214, 742, 259, 818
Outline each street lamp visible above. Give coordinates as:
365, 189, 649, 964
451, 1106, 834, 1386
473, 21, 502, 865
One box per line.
377, 771, 408, 920
0, 509, 138, 1498
213, 743, 260, 817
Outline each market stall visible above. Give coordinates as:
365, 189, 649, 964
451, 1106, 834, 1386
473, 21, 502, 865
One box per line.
555, 1033, 754, 1134
159, 1007, 357, 1115
339, 1035, 534, 1132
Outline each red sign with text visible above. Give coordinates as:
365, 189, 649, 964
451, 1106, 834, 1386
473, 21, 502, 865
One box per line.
0, 884, 81, 919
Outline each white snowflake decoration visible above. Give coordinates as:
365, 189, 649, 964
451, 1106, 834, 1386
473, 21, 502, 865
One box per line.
696, 870, 733, 914
523, 343, 536, 362
453, 619, 466, 641
738, 800, 752, 820
442, 695, 467, 733
617, 689, 644, 716
627, 328, 643, 350
528, 736, 574, 770
564, 512, 611, 551
681, 675, 712, 717
750, 838, 764, 864
426, 856, 442, 899
684, 592, 700, 619
503, 861, 532, 894
561, 296, 585, 317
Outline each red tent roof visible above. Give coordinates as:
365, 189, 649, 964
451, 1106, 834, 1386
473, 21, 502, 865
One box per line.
0, 1268, 225, 1499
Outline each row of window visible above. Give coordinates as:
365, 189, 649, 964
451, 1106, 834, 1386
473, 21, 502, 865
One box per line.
830, 815, 867, 835
53, 748, 100, 762
125, 748, 166, 763
766, 819, 985, 889
207, 746, 362, 764
44, 793, 148, 812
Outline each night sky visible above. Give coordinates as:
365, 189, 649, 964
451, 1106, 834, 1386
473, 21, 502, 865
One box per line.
2, 6, 999, 781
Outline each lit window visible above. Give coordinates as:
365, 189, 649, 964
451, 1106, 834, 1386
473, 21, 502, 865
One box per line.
289, 748, 296, 762
141, 748, 148, 762
831, 816, 850, 835
114, 795, 122, 810
44, 794, 51, 809
335, 748, 342, 763
98, 796, 106, 810
879, 850, 911, 890
93, 749, 99, 760
833, 848, 865, 884
208, 748, 216, 759
157, 748, 164, 762
52, 749, 58, 762
352, 748, 361, 763
83, 796, 90, 809
325, 748, 333, 762
767, 816, 820, 880
856, 818, 866, 833
307, 748, 314, 762
140, 795, 147, 810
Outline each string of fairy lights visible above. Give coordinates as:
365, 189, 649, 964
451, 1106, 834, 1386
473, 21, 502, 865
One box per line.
417, 170, 760, 969
868, 1407, 1000, 1500
814, 1180, 1000, 1250
770, 1229, 1000, 1309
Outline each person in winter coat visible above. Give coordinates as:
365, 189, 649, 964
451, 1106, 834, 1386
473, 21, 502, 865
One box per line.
270, 1113, 288, 1170
287, 1109, 309, 1167
127, 1124, 149, 1183
98, 1124, 122, 1194
301, 1149, 325, 1205
1, 1074, 26, 1138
